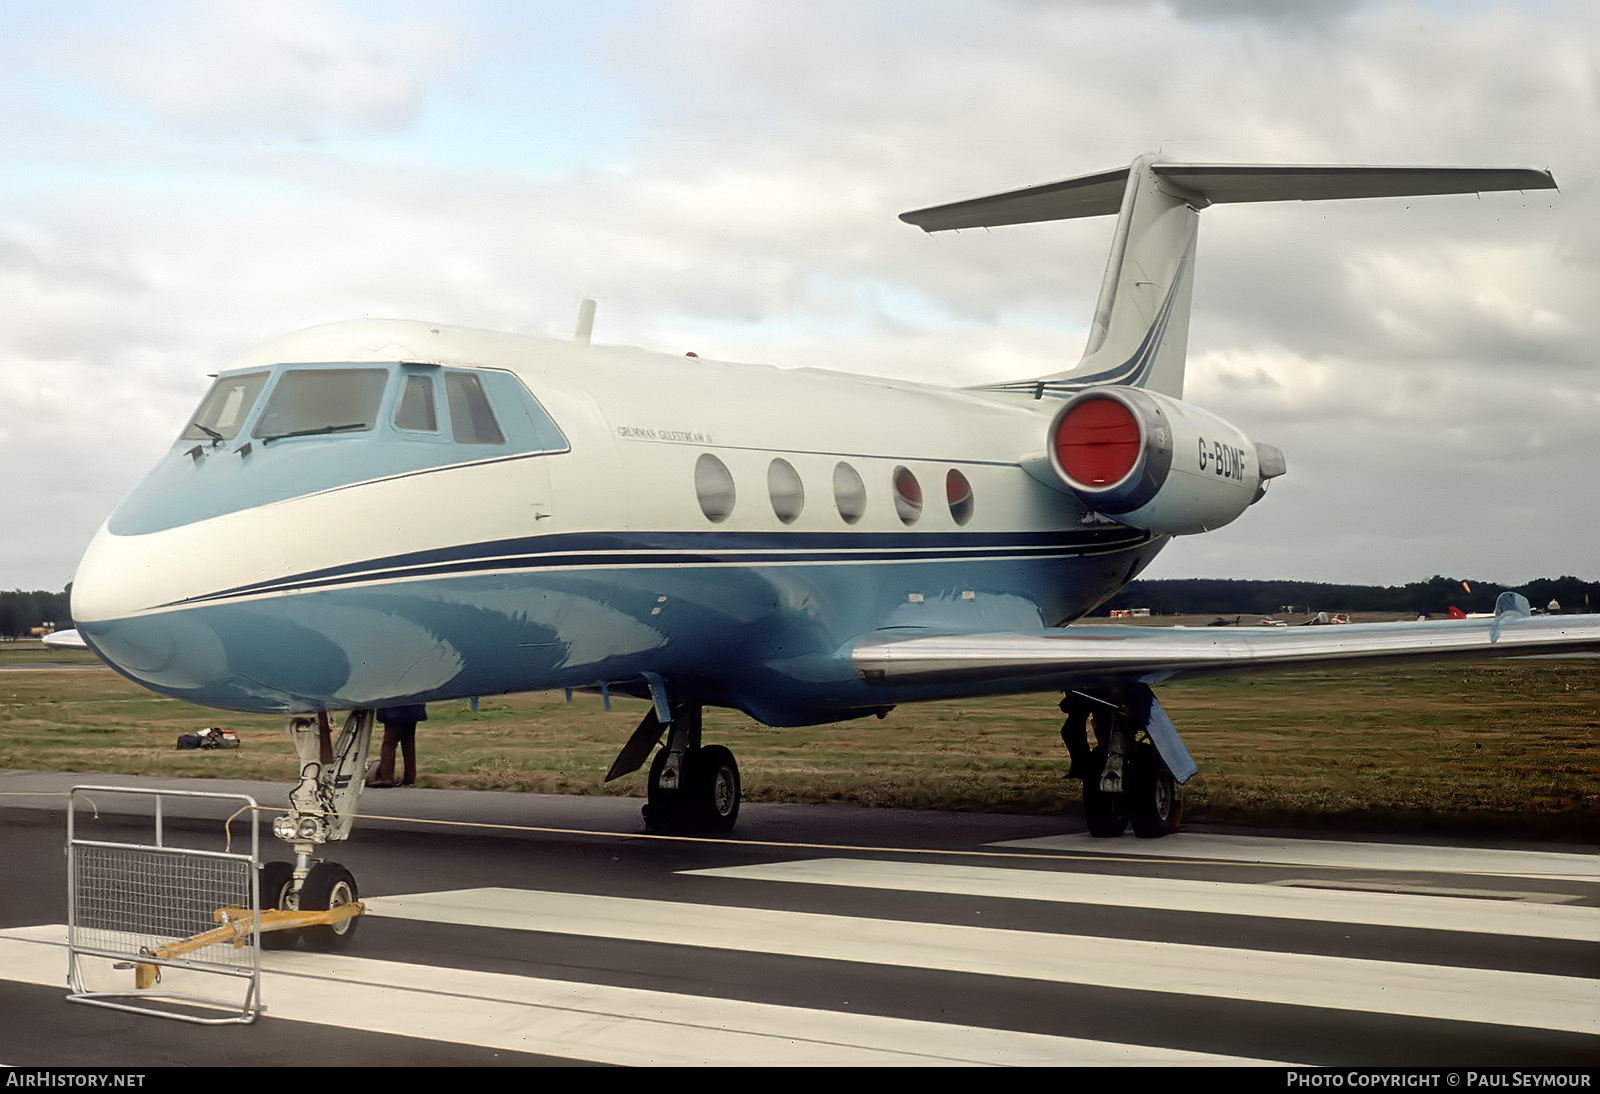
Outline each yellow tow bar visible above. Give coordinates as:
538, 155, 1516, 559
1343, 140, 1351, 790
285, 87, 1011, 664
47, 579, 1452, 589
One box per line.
133, 902, 365, 989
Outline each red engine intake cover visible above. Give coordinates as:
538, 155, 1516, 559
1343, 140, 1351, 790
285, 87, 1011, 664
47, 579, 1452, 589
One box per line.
1054, 395, 1141, 487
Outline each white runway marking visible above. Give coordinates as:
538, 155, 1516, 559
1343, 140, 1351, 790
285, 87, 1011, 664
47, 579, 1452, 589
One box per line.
8, 834, 1593, 1064
0, 929, 1274, 1066
682, 858, 1600, 941
993, 832, 1600, 881
361, 887, 1600, 1034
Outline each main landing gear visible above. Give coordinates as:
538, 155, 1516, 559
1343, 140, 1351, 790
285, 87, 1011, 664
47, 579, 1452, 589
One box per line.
259, 710, 373, 949
606, 702, 742, 833
1060, 694, 1183, 839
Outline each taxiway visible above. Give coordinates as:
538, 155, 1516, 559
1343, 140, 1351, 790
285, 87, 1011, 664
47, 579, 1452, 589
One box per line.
0, 771, 1594, 1066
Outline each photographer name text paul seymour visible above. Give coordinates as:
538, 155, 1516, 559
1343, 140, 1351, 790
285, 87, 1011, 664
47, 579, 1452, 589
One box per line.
1287, 1075, 1592, 1089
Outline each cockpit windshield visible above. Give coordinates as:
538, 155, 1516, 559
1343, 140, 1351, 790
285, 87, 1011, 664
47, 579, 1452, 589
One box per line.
182, 371, 269, 441
126, 361, 570, 537
253, 368, 389, 443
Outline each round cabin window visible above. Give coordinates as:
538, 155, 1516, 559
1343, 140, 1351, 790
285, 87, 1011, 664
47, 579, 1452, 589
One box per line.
946, 469, 974, 526
768, 458, 804, 524
695, 453, 736, 523
892, 466, 922, 525
833, 462, 866, 524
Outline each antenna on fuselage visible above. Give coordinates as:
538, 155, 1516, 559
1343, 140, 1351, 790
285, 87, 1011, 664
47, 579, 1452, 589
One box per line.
573, 298, 597, 344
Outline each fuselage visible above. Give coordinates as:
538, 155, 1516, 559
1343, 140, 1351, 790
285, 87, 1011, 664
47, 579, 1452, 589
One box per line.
70, 318, 1168, 725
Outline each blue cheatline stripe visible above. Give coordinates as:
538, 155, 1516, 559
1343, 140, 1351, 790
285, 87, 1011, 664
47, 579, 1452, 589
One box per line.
975, 257, 1188, 397
158, 526, 1151, 608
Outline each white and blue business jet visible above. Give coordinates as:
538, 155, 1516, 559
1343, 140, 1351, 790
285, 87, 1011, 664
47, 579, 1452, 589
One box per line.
64, 156, 1600, 942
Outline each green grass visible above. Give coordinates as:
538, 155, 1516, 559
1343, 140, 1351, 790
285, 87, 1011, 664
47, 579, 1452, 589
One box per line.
1, 656, 1595, 840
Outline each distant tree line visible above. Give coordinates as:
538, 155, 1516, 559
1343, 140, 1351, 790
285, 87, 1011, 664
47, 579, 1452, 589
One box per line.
1102, 576, 1599, 618
0, 589, 72, 639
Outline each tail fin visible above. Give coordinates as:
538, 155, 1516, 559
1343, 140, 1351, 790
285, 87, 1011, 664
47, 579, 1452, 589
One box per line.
901, 157, 1555, 399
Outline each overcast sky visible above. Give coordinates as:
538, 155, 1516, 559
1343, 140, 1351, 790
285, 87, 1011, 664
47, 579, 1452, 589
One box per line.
2, 0, 1595, 592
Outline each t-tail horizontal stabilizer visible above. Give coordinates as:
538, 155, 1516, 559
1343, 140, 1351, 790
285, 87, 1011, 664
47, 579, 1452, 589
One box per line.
902, 157, 1557, 399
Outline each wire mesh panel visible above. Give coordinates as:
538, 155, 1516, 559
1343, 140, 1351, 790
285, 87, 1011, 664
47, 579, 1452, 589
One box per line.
72, 844, 255, 970
66, 785, 262, 1024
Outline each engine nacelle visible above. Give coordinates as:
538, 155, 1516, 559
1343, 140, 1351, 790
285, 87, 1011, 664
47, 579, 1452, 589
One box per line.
1044, 387, 1285, 535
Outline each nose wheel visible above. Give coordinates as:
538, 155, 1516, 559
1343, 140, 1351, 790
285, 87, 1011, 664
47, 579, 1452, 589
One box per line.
257, 861, 301, 950
298, 862, 361, 950
255, 860, 363, 949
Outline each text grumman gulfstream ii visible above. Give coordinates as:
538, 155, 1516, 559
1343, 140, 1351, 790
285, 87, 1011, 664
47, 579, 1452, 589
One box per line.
64, 155, 1600, 940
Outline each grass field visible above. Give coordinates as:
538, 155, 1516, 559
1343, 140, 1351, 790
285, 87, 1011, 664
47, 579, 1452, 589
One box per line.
2, 639, 1596, 840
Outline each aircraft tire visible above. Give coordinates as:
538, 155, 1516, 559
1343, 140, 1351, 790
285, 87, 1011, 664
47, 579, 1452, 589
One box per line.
1083, 783, 1128, 837
643, 747, 687, 833
258, 860, 302, 950
1127, 743, 1182, 839
298, 862, 361, 951
687, 745, 741, 832
1082, 748, 1128, 837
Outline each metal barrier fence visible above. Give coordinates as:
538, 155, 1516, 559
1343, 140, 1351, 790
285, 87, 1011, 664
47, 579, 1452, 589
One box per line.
66, 785, 263, 1024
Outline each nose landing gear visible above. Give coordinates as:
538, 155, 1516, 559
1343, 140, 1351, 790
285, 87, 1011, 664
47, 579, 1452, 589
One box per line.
258, 710, 374, 949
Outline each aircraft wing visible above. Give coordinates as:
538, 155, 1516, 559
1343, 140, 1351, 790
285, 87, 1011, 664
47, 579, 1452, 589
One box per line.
40, 629, 88, 651
852, 598, 1600, 690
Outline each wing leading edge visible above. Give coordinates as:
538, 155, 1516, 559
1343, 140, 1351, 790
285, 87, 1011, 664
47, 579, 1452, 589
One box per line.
852, 596, 1600, 690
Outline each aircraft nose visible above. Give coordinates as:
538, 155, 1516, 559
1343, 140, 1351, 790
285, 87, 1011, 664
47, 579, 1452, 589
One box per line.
67, 523, 150, 674
68, 522, 150, 628
67, 521, 249, 703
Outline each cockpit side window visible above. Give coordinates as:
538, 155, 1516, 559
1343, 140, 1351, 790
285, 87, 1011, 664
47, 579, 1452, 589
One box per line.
182, 371, 268, 441
253, 368, 389, 442
445, 372, 505, 445
395, 374, 438, 432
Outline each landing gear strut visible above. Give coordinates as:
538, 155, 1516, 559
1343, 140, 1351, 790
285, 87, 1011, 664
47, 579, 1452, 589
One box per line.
259, 710, 373, 948
1060, 693, 1183, 839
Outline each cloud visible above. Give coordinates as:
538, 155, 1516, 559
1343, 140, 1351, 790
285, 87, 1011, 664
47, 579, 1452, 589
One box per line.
2, 0, 1597, 590
1163, 0, 1366, 31
61, 0, 466, 141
